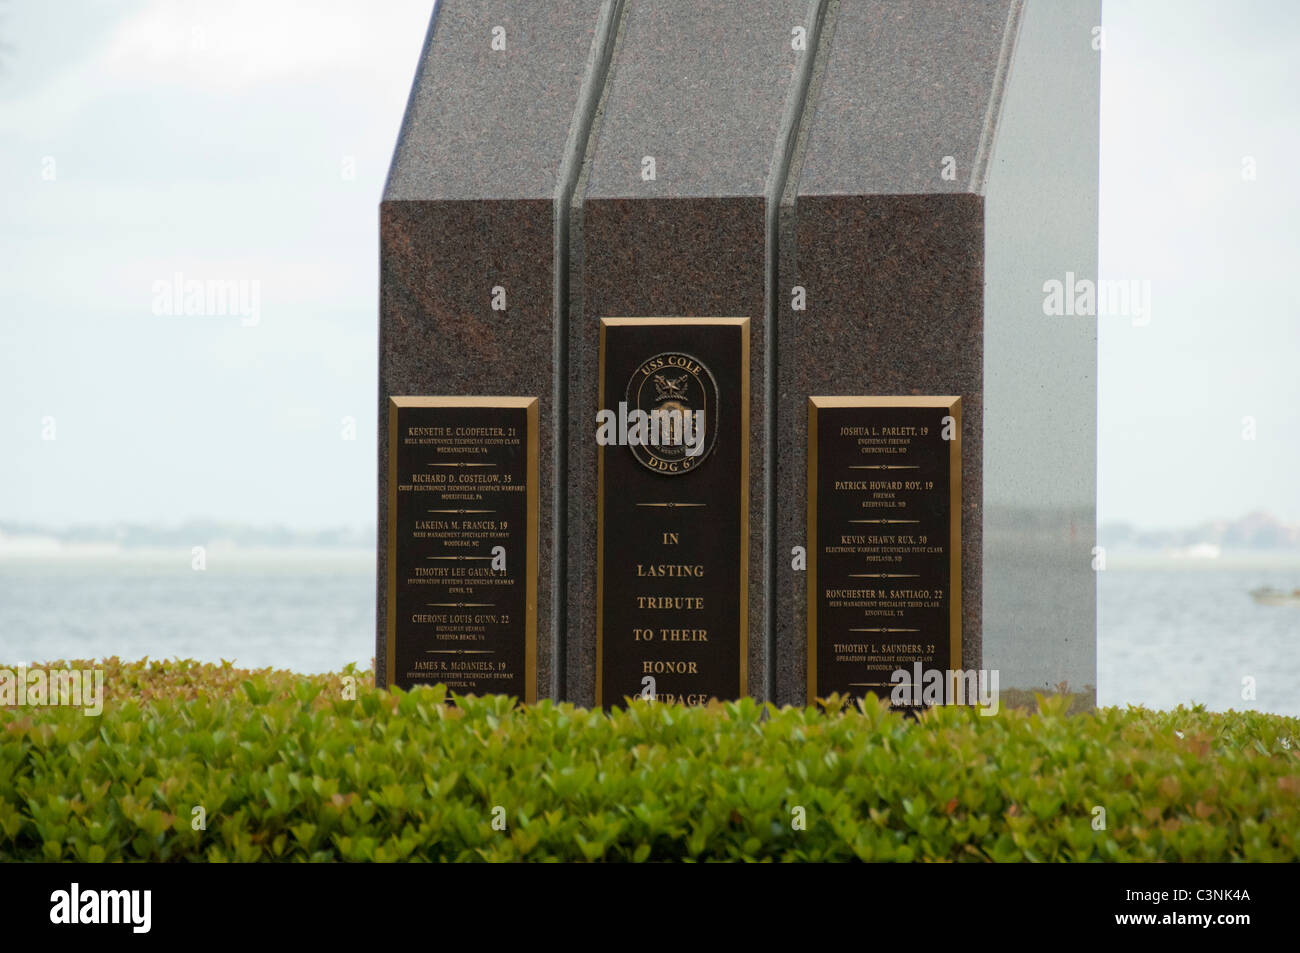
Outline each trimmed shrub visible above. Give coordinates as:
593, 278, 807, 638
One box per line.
1, 658, 1297, 861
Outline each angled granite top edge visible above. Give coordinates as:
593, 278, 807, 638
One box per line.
581, 0, 822, 202
384, 0, 610, 203
794, 0, 1021, 199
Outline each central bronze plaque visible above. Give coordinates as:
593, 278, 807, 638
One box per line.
808, 396, 961, 705
597, 318, 749, 706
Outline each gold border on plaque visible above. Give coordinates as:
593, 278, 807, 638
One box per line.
806, 395, 962, 703
386, 395, 539, 703
596, 317, 750, 707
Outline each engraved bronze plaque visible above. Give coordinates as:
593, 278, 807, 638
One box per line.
386, 397, 538, 699
597, 318, 749, 706
807, 396, 961, 703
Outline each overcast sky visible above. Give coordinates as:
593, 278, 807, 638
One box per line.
1, 0, 1297, 531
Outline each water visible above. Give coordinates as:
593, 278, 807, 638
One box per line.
0, 550, 375, 674
1097, 559, 1300, 716
2, 551, 1298, 715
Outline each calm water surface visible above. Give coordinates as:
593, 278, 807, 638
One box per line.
2, 551, 1298, 715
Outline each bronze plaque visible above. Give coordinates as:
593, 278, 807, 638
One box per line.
807, 396, 961, 703
597, 318, 749, 706
386, 396, 538, 699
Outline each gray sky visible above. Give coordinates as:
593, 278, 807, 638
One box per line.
1, 0, 1297, 531
1098, 0, 1300, 528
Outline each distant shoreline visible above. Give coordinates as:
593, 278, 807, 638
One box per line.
0, 542, 373, 563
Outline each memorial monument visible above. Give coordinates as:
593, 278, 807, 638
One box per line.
378, 0, 1099, 708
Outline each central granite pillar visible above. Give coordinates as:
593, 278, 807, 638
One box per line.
565, 0, 826, 706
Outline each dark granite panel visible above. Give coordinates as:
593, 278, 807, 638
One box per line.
776, 194, 985, 705
379, 1, 619, 695
386, 0, 610, 202
569, 197, 768, 706
798, 0, 1020, 197
379, 200, 556, 693
774, 0, 1027, 705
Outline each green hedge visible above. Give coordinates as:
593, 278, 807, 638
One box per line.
1, 659, 1297, 861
